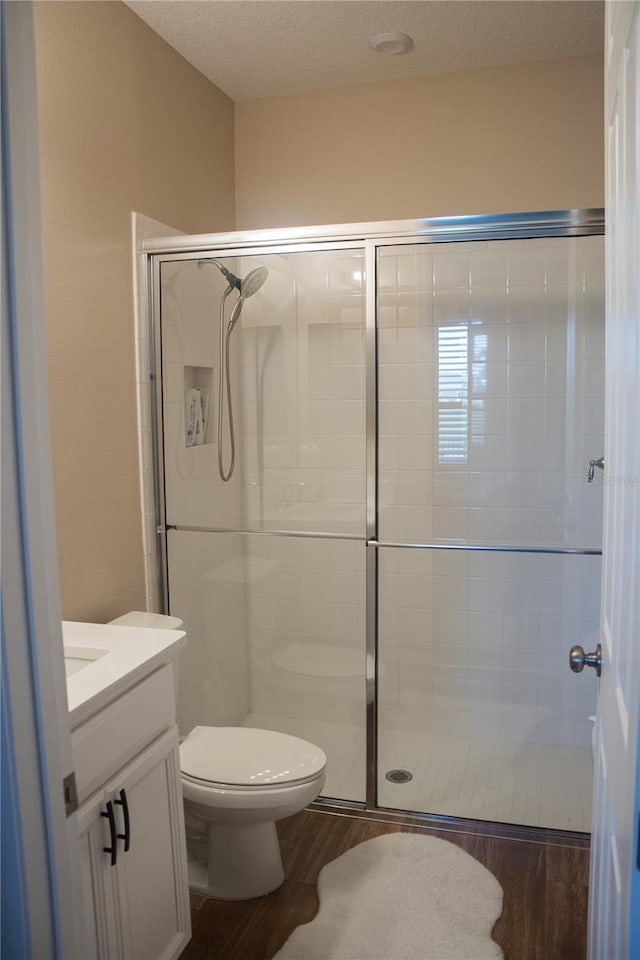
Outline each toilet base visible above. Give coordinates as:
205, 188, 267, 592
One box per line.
189, 821, 285, 900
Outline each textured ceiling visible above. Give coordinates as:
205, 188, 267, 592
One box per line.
124, 0, 604, 102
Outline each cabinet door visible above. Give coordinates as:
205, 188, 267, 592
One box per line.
77, 792, 122, 959
113, 727, 191, 960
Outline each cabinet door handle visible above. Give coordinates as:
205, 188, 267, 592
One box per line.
115, 789, 131, 852
100, 800, 117, 866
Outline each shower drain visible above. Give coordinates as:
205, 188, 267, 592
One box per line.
385, 769, 413, 784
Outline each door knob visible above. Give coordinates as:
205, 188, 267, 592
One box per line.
569, 643, 602, 677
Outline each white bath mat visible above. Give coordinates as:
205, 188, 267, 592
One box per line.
274, 832, 504, 960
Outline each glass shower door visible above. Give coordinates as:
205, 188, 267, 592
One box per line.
376, 235, 605, 829
158, 245, 368, 803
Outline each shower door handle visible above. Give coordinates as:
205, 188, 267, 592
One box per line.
588, 456, 605, 483
569, 643, 602, 677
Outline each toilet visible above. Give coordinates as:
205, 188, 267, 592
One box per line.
109, 612, 327, 901
181, 725, 326, 900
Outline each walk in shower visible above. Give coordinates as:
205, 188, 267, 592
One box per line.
148, 210, 604, 833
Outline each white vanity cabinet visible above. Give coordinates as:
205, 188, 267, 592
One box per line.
67, 632, 191, 960
77, 727, 189, 960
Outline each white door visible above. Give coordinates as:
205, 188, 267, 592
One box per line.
588, 3, 640, 958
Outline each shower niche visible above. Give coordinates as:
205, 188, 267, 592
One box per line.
183, 365, 213, 447
150, 211, 604, 832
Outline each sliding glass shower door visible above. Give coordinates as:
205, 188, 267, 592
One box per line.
153, 212, 605, 830
375, 235, 604, 829
158, 246, 368, 803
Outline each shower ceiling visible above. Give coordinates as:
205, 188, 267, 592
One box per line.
123, 0, 603, 101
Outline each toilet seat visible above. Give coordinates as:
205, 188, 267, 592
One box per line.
181, 770, 323, 791
180, 726, 326, 789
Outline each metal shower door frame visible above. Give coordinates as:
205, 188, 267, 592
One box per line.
146, 208, 605, 821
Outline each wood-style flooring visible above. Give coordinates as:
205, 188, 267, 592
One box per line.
180, 808, 590, 960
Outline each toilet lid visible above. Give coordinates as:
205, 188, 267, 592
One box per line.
180, 726, 326, 787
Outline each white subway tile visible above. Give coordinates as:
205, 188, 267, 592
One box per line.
433, 253, 470, 290
545, 286, 572, 324
470, 252, 507, 289
507, 286, 546, 324
469, 435, 508, 471
432, 506, 469, 540
397, 437, 433, 470
507, 361, 546, 398
433, 290, 471, 324
396, 401, 433, 436
397, 253, 426, 289
470, 288, 508, 329
508, 325, 546, 361
396, 506, 434, 540
507, 249, 545, 286
398, 471, 433, 506
397, 326, 433, 363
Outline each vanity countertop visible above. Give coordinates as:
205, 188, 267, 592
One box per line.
63, 620, 186, 730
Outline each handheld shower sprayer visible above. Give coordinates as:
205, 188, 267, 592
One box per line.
197, 258, 269, 481
238, 266, 269, 300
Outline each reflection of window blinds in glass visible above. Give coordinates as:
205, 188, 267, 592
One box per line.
438, 325, 469, 463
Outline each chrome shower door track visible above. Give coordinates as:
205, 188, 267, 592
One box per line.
309, 798, 591, 848
143, 208, 604, 255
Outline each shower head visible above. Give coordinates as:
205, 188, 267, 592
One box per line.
226, 267, 269, 333
197, 259, 268, 299
239, 266, 268, 300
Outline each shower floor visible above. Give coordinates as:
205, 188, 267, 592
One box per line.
242, 712, 593, 832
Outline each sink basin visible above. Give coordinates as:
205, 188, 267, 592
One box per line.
63, 621, 187, 728
64, 645, 109, 677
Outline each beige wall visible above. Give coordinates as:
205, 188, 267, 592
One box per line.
235, 55, 603, 229
34, 1, 234, 621
33, 5, 604, 624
